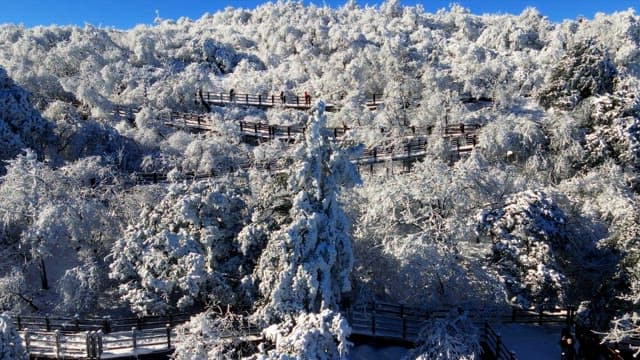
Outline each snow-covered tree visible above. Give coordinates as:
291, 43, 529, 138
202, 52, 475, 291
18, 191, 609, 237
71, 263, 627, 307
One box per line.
173, 308, 258, 360
538, 39, 617, 110
407, 310, 481, 360
107, 179, 249, 315
0, 66, 54, 168
477, 190, 569, 309
0, 313, 27, 360
252, 101, 360, 322
261, 309, 351, 360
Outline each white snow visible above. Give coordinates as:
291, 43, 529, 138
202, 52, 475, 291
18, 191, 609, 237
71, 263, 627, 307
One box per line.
495, 323, 565, 360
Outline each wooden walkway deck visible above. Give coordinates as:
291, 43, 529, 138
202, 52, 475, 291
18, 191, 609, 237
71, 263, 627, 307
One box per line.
11, 305, 587, 359
13, 313, 261, 359
197, 90, 384, 112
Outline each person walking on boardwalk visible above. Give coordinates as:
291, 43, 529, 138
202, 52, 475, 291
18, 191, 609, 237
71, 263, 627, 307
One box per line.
229, 88, 235, 102
304, 91, 311, 106
280, 90, 285, 104
561, 337, 576, 360
560, 328, 576, 360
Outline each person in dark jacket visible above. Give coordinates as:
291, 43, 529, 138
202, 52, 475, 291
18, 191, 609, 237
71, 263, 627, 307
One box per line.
560, 328, 576, 360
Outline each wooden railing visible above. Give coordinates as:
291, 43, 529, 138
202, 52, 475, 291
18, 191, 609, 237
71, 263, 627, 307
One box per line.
21, 326, 175, 359
15, 314, 261, 359
348, 302, 583, 359
15, 313, 194, 334
199, 91, 318, 110
482, 321, 517, 360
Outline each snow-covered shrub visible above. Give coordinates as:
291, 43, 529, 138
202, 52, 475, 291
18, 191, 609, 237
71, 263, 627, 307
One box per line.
173, 309, 257, 360
262, 309, 351, 360
477, 190, 569, 309
0, 271, 29, 314
0, 314, 26, 360
477, 114, 545, 164
407, 310, 481, 360
56, 262, 102, 315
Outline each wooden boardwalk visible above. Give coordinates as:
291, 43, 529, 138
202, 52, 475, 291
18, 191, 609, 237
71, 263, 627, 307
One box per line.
197, 90, 385, 112
11, 305, 588, 359
13, 313, 261, 359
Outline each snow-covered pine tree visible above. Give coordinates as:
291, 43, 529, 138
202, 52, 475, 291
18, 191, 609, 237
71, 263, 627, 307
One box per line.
477, 190, 569, 310
538, 39, 617, 110
249, 101, 359, 358
254, 100, 360, 321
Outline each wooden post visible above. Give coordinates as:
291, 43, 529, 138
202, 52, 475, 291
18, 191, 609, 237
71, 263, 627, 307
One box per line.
23, 330, 30, 354
538, 309, 543, 325
102, 317, 111, 334
55, 330, 61, 358
74, 317, 80, 332
271, 95, 275, 104
245, 94, 249, 104
258, 94, 262, 105
132, 327, 137, 349
85, 331, 91, 359
240, 122, 244, 133
373, 94, 376, 104
166, 324, 172, 349
97, 330, 103, 356
45, 316, 51, 331
371, 308, 376, 336
296, 96, 299, 106
402, 316, 407, 340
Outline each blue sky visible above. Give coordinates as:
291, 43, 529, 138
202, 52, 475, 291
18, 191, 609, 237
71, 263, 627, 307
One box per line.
1, 1, 637, 29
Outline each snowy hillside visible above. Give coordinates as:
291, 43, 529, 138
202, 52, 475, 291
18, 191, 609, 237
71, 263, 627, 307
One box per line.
2, 1, 640, 358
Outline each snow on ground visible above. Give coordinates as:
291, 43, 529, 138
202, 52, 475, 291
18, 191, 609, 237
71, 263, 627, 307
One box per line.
495, 323, 565, 360
348, 345, 409, 360
348, 323, 565, 360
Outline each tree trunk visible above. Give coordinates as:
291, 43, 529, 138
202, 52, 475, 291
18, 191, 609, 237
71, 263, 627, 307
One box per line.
39, 256, 49, 290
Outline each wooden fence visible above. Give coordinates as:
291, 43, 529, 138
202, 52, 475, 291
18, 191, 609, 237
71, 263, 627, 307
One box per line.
21, 327, 175, 359
14, 313, 193, 334
197, 90, 386, 111
482, 321, 517, 360
198, 91, 320, 110
348, 302, 582, 359
16, 315, 261, 359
